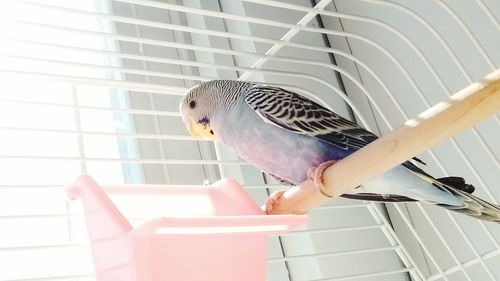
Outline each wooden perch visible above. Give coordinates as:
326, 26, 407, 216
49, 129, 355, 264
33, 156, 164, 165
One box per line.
267, 69, 500, 215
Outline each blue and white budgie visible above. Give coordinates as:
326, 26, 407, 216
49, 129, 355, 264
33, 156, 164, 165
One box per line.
180, 80, 500, 222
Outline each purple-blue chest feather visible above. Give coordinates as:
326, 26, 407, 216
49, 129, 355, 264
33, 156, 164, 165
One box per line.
215, 102, 354, 185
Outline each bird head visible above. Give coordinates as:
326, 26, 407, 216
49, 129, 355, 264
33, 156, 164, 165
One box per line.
180, 80, 250, 140
180, 84, 216, 140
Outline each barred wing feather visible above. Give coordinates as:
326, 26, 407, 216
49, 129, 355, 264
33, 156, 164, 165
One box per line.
244, 84, 378, 151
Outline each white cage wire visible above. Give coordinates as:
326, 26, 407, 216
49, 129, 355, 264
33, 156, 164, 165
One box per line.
0, 0, 499, 281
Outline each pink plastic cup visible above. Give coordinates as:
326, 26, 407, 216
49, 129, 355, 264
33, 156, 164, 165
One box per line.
66, 175, 308, 281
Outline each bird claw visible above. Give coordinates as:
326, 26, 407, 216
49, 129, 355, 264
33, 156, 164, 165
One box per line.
264, 160, 339, 214
307, 160, 339, 198
264, 190, 287, 215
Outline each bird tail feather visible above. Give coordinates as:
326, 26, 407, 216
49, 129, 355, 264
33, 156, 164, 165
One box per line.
412, 172, 500, 223
430, 177, 500, 223
439, 189, 500, 223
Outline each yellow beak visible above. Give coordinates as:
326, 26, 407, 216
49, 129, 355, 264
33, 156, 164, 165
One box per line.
187, 122, 215, 140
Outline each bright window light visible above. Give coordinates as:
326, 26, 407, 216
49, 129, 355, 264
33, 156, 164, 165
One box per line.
0, 1, 138, 280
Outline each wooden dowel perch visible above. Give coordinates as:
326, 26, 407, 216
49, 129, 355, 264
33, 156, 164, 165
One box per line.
268, 68, 500, 215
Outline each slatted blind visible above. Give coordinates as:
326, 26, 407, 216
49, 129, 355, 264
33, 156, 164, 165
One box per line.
0, 0, 499, 281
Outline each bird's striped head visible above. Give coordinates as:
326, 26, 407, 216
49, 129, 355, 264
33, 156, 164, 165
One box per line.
180, 80, 251, 140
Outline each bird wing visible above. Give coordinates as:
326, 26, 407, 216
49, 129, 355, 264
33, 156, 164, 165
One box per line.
244, 84, 430, 200
244, 84, 378, 151
243, 85, 482, 206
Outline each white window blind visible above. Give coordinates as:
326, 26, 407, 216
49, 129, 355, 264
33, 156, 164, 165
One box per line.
0, 0, 498, 281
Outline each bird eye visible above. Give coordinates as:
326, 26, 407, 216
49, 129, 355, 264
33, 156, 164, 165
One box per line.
189, 100, 196, 109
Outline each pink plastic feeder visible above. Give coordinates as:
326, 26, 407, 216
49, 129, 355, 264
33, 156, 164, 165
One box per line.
66, 175, 308, 281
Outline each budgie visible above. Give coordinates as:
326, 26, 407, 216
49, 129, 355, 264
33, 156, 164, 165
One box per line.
179, 80, 500, 222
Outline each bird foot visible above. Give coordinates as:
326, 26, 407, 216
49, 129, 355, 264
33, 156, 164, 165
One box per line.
264, 160, 339, 214
307, 160, 339, 198
264, 190, 287, 215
